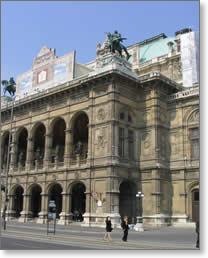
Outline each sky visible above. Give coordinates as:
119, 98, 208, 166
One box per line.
1, 0, 199, 82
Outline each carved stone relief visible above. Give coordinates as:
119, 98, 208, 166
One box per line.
170, 133, 179, 154
160, 112, 167, 123
52, 174, 56, 181
142, 132, 151, 155
75, 171, 80, 180
170, 109, 178, 121
188, 110, 199, 124
33, 176, 37, 183
94, 85, 108, 96
160, 134, 166, 158
94, 127, 108, 155
97, 108, 106, 121
173, 61, 182, 81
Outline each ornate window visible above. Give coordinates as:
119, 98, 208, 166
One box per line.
119, 127, 125, 157
189, 127, 199, 160
128, 114, 132, 123
128, 130, 134, 160
119, 112, 125, 120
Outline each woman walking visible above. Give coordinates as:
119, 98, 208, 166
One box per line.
121, 216, 129, 242
104, 216, 113, 241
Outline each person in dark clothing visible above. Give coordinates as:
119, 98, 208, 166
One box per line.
121, 216, 129, 242
196, 221, 199, 248
103, 216, 113, 241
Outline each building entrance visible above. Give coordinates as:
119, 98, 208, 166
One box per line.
119, 180, 137, 223
192, 189, 199, 222
13, 185, 24, 217
71, 183, 86, 221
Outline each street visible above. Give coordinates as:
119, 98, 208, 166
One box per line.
0, 221, 198, 250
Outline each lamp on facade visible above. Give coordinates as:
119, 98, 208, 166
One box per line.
134, 191, 144, 232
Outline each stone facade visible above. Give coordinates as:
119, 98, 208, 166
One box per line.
0, 32, 199, 228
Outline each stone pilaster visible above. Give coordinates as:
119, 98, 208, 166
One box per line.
9, 131, 17, 171
7, 194, 16, 219
19, 194, 31, 222
83, 191, 92, 224
37, 193, 48, 224
58, 192, 70, 225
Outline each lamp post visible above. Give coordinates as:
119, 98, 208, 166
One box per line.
134, 191, 144, 232
2, 95, 16, 230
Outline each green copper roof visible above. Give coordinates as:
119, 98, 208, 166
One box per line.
139, 36, 176, 63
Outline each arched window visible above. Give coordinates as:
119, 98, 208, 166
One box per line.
72, 112, 89, 160
51, 118, 66, 163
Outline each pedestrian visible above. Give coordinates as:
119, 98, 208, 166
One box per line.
103, 216, 113, 241
196, 221, 199, 248
121, 216, 129, 242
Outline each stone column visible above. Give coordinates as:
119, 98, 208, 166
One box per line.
64, 128, 72, 167
87, 124, 93, 163
26, 133, 33, 171
44, 131, 52, 169
83, 191, 92, 225
19, 194, 32, 222
87, 90, 94, 163
9, 131, 17, 172
58, 192, 69, 225
37, 193, 48, 224
67, 193, 73, 221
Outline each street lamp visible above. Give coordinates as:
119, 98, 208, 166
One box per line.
134, 191, 144, 232
2, 93, 16, 230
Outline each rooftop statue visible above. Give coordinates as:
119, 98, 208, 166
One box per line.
1, 77, 16, 97
97, 30, 131, 60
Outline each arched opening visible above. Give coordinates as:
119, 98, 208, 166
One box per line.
1, 132, 10, 169
71, 182, 86, 221
48, 184, 62, 218
51, 118, 66, 163
191, 189, 199, 222
33, 123, 46, 166
12, 185, 24, 217
119, 181, 137, 223
72, 113, 89, 159
17, 128, 28, 168
29, 184, 42, 218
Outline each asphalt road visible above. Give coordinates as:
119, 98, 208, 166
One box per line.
0, 221, 198, 250
1, 236, 92, 250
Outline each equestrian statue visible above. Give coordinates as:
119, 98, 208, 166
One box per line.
1, 77, 16, 97
106, 30, 131, 60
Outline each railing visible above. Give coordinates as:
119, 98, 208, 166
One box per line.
48, 161, 64, 169
5, 155, 89, 173
168, 86, 199, 101
139, 53, 169, 68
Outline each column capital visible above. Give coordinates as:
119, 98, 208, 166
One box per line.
23, 194, 31, 197
65, 129, 72, 133
61, 192, 70, 196
45, 133, 52, 137
40, 193, 48, 196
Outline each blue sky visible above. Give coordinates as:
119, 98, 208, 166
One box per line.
1, 1, 199, 82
